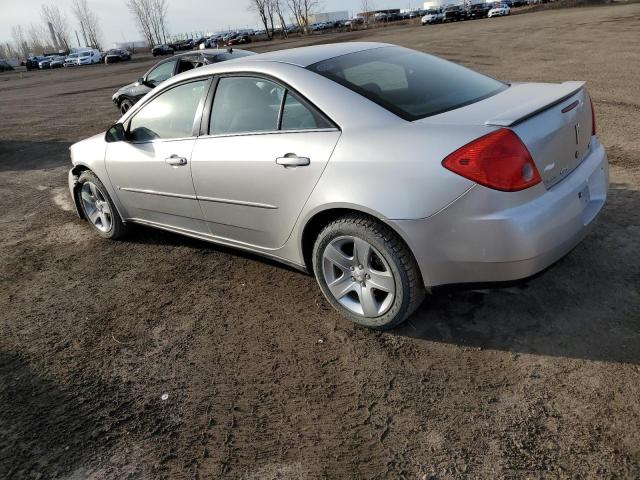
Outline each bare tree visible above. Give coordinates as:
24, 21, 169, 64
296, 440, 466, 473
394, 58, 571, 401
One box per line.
41, 4, 71, 50
248, 0, 273, 40
71, 0, 103, 49
125, 0, 170, 47
11, 25, 30, 58
27, 23, 54, 53
272, 0, 289, 38
287, 0, 318, 34
360, 0, 374, 26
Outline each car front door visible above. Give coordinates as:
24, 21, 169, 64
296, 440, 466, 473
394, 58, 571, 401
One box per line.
105, 77, 210, 232
190, 75, 341, 249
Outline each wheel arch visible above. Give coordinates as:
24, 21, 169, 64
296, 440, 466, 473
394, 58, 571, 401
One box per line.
69, 164, 127, 224
299, 205, 422, 282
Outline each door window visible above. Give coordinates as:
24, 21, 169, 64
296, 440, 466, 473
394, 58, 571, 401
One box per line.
210, 77, 283, 135
128, 79, 208, 141
209, 76, 334, 135
146, 59, 177, 86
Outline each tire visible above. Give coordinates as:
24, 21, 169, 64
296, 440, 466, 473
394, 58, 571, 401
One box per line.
119, 98, 133, 115
76, 170, 128, 240
312, 214, 425, 330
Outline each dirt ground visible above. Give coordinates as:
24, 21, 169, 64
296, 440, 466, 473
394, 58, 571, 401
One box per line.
1, 4, 639, 479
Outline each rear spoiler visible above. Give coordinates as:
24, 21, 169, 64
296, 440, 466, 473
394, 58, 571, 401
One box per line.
485, 81, 585, 127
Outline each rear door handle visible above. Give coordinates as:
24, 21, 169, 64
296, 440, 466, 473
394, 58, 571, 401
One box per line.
165, 154, 188, 166
276, 154, 310, 167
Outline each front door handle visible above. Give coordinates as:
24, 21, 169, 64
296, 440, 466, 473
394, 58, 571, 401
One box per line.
276, 154, 310, 167
165, 154, 187, 166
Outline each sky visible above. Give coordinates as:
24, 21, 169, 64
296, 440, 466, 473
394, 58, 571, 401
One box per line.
0, 0, 418, 48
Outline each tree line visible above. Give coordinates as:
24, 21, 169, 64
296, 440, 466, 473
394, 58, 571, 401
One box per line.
1, 0, 170, 59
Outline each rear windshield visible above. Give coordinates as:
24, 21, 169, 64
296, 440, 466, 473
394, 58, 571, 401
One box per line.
307, 46, 507, 121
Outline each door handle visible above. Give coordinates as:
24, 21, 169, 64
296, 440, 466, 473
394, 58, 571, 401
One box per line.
276, 154, 310, 167
165, 154, 188, 166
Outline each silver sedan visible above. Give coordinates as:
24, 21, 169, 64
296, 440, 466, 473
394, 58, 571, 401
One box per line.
68, 42, 608, 329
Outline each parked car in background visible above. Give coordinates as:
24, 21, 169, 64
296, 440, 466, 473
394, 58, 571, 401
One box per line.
49, 56, 66, 68
76, 49, 101, 65
422, 9, 444, 24
71, 42, 607, 330
111, 48, 256, 114
38, 56, 54, 69
443, 5, 465, 21
64, 53, 79, 67
226, 34, 251, 46
467, 3, 491, 18
104, 49, 132, 64
152, 44, 174, 57
344, 17, 364, 27
0, 60, 14, 72
26, 56, 45, 70
488, 4, 511, 16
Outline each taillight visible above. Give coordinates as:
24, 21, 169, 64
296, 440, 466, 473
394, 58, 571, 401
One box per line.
590, 96, 596, 135
442, 129, 541, 192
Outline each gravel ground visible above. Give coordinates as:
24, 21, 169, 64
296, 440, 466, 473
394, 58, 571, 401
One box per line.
1, 4, 639, 479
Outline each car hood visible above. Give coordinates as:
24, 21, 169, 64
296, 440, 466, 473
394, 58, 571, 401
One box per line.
115, 81, 138, 95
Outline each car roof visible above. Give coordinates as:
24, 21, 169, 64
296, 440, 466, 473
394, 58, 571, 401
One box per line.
230, 42, 392, 68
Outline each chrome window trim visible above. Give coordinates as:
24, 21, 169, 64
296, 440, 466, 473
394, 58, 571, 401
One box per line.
196, 127, 339, 140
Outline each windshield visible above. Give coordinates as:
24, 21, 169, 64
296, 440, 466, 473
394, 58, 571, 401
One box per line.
307, 46, 507, 121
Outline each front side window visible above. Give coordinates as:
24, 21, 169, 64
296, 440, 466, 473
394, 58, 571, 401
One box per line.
210, 77, 283, 135
308, 46, 507, 121
146, 59, 177, 86
128, 79, 208, 141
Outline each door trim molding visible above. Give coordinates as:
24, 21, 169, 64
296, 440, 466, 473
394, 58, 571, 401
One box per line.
119, 186, 198, 200
119, 187, 278, 209
197, 196, 278, 209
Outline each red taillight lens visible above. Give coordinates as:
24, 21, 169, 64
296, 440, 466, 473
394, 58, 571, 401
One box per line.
442, 128, 541, 192
590, 96, 596, 135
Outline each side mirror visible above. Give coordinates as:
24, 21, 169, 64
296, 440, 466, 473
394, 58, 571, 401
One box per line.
105, 123, 126, 143
137, 77, 148, 86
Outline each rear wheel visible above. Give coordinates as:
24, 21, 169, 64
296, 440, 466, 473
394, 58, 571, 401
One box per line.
312, 214, 425, 330
76, 171, 128, 239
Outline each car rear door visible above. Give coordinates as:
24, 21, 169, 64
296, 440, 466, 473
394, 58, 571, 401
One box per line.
190, 75, 341, 249
105, 77, 211, 232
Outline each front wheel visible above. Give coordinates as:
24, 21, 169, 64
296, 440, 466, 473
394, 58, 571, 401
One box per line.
312, 215, 425, 330
119, 98, 133, 115
76, 170, 128, 239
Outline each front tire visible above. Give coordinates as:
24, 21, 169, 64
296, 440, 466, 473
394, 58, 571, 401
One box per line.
119, 98, 133, 115
76, 171, 128, 240
312, 214, 425, 330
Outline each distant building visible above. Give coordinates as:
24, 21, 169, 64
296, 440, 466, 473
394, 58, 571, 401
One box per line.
113, 41, 147, 50
308, 11, 349, 23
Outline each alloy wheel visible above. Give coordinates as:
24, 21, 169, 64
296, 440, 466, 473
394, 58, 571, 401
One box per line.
321, 236, 396, 317
80, 181, 112, 233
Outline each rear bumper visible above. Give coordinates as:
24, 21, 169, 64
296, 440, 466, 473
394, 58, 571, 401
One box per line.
390, 139, 608, 287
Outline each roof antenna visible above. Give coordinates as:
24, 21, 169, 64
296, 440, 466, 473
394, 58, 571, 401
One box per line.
227, 47, 233, 53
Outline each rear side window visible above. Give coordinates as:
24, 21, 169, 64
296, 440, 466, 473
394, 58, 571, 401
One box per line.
281, 92, 332, 131
210, 77, 283, 135
307, 46, 507, 121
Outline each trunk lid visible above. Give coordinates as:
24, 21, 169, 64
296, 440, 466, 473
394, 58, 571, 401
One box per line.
420, 81, 594, 188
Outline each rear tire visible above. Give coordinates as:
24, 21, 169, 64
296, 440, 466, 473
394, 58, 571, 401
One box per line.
312, 214, 425, 330
76, 171, 128, 240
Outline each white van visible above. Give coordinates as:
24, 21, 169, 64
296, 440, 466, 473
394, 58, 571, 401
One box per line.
75, 49, 101, 65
